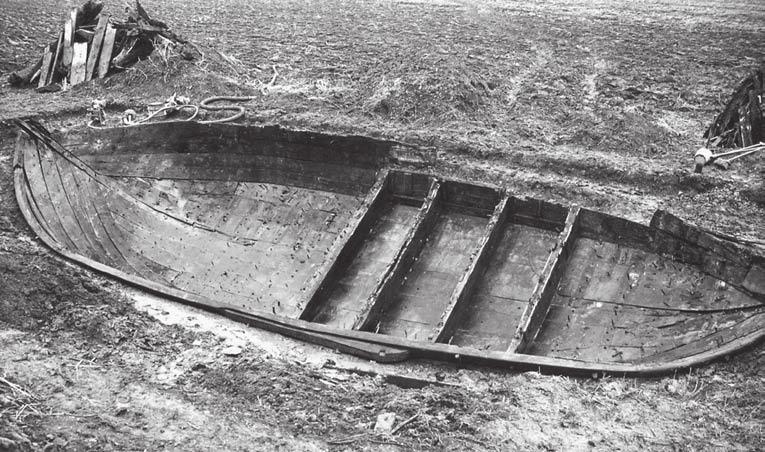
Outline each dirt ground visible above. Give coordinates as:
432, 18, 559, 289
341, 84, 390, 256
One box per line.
0, 0, 763, 450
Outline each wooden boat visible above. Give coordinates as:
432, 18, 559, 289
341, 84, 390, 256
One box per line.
13, 119, 765, 376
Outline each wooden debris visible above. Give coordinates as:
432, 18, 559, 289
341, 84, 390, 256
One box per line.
37, 45, 54, 89
61, 9, 76, 69
97, 24, 117, 79
85, 15, 109, 81
70, 42, 88, 85
7, 0, 194, 89
49, 31, 64, 85
705, 65, 764, 148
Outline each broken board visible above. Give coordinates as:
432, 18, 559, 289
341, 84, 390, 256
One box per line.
37, 45, 54, 89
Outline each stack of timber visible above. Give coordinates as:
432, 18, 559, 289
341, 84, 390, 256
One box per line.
12, 119, 765, 376
8, 0, 194, 91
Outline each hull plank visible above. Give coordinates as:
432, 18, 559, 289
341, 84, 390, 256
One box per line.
12, 119, 764, 376
527, 236, 763, 362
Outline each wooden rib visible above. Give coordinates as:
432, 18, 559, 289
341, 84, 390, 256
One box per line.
37, 45, 54, 89
24, 143, 81, 252
97, 24, 116, 79
49, 147, 111, 260
352, 179, 441, 331
298, 170, 390, 320
508, 206, 580, 353
85, 15, 109, 81
430, 192, 512, 343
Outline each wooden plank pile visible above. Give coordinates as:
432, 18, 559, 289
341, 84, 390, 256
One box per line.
8, 0, 194, 91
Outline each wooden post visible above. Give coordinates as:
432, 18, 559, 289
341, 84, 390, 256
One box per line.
85, 15, 109, 81
62, 8, 76, 69
70, 42, 88, 85
97, 24, 117, 79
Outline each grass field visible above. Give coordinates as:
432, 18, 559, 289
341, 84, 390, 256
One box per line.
0, 0, 763, 450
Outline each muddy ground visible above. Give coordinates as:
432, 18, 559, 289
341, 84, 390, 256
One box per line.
0, 0, 763, 450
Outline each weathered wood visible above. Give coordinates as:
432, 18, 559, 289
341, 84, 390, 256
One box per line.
648, 209, 761, 292
440, 181, 500, 217
352, 179, 441, 332
738, 103, 753, 147
375, 203, 490, 340
112, 35, 155, 69
76, 152, 377, 195
69, 42, 88, 85
431, 192, 512, 343
704, 66, 764, 148
85, 15, 109, 81
49, 31, 64, 84
298, 170, 390, 320
62, 9, 76, 69
224, 308, 411, 363
97, 24, 117, 78
7, 58, 42, 86
508, 206, 580, 353
37, 46, 54, 89
13, 119, 765, 376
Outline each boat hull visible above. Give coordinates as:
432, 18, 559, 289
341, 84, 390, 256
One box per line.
13, 120, 765, 376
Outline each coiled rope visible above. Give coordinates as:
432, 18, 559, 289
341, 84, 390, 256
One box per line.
88, 95, 257, 128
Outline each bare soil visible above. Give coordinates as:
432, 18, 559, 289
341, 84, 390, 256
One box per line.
0, 0, 763, 450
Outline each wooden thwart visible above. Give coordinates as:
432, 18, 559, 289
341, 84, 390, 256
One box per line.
508, 206, 581, 353
430, 192, 513, 343
352, 179, 442, 332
